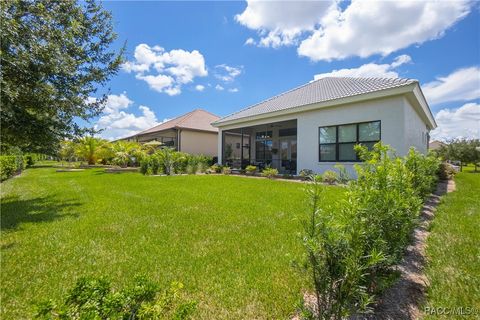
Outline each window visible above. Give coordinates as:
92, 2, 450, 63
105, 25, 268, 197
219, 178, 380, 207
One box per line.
319, 121, 380, 162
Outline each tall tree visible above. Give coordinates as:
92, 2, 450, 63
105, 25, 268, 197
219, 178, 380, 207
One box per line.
1, 0, 124, 154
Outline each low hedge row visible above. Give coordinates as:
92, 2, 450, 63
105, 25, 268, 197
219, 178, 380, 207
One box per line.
0, 153, 42, 181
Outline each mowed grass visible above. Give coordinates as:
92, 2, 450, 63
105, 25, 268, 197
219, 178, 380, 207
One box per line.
1, 164, 344, 319
424, 166, 480, 318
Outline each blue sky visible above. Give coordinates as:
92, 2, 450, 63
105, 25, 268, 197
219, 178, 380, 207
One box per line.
90, 1, 480, 141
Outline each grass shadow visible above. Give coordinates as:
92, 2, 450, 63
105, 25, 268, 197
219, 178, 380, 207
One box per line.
1, 195, 81, 231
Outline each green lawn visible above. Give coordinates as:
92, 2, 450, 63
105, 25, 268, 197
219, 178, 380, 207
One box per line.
0, 164, 344, 319
424, 166, 480, 318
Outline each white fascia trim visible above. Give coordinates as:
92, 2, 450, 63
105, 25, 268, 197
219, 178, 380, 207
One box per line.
213, 84, 416, 128
412, 84, 437, 129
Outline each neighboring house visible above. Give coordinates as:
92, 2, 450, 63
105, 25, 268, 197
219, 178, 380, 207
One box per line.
429, 140, 446, 151
212, 77, 436, 175
123, 109, 220, 157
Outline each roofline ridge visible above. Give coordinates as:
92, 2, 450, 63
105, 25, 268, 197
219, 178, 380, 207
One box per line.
216, 78, 328, 122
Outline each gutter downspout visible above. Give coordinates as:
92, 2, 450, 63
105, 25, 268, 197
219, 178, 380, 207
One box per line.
177, 129, 181, 152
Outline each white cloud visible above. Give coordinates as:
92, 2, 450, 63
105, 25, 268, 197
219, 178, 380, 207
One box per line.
236, 0, 336, 48
423, 67, 480, 106
214, 64, 243, 82
245, 37, 256, 46
235, 0, 472, 61
92, 93, 159, 140
313, 55, 411, 80
135, 74, 175, 93
228, 88, 239, 93
215, 84, 224, 91
195, 84, 205, 92
298, 0, 471, 61
122, 44, 208, 95
431, 103, 480, 141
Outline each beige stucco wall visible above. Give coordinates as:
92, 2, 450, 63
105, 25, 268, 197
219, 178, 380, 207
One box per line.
180, 129, 218, 156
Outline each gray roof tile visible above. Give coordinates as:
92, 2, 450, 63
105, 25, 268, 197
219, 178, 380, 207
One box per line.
215, 77, 417, 124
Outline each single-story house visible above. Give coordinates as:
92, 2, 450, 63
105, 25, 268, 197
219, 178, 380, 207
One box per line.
123, 109, 220, 157
429, 140, 446, 151
212, 77, 436, 175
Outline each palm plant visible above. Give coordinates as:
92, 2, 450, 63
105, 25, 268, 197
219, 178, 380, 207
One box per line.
109, 141, 145, 167
75, 137, 105, 165
156, 148, 185, 175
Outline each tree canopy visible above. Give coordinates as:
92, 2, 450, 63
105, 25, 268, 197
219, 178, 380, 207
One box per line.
435, 138, 480, 171
1, 0, 124, 154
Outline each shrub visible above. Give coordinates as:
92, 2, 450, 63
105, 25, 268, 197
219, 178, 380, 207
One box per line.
298, 176, 384, 318
209, 164, 222, 173
261, 167, 278, 178
404, 148, 440, 199
299, 169, 314, 177
334, 164, 350, 184
183, 154, 211, 174
353, 143, 422, 262
25, 154, 37, 167
321, 170, 337, 184
437, 162, 456, 181
245, 165, 257, 174
298, 143, 440, 318
155, 148, 186, 175
35, 275, 196, 320
150, 155, 161, 175
222, 166, 232, 175
140, 157, 152, 175
0, 156, 18, 181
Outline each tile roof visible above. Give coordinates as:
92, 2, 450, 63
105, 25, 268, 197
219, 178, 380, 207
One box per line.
215, 77, 417, 124
137, 109, 220, 135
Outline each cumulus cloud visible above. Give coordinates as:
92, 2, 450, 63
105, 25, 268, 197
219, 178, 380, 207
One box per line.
92, 93, 159, 140
214, 64, 243, 82
122, 44, 208, 95
313, 55, 411, 80
215, 84, 224, 91
423, 67, 480, 106
236, 0, 472, 61
236, 0, 335, 48
195, 84, 205, 92
228, 88, 239, 93
431, 103, 480, 140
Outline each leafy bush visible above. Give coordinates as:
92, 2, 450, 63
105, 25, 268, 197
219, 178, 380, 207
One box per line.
140, 157, 151, 175
299, 169, 314, 177
321, 170, 337, 184
298, 176, 384, 318
404, 148, 440, 199
25, 154, 37, 167
209, 164, 222, 173
437, 162, 456, 180
0, 156, 18, 181
353, 143, 422, 262
245, 165, 257, 174
261, 167, 278, 178
35, 275, 196, 319
334, 164, 350, 184
298, 143, 441, 318
222, 166, 232, 175
149, 155, 161, 175
182, 154, 211, 174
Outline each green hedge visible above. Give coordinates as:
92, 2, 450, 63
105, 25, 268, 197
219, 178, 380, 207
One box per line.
0, 152, 42, 181
0, 156, 20, 181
